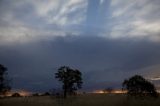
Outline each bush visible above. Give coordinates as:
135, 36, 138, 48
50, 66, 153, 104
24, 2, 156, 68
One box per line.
32, 93, 39, 96
42, 92, 50, 96
12, 93, 21, 97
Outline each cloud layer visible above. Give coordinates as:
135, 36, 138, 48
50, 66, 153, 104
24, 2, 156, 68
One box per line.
0, 0, 160, 44
0, 0, 160, 91
1, 36, 160, 91
110, 0, 160, 40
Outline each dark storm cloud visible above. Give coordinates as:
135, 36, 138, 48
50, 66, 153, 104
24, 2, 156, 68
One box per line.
0, 36, 160, 91
0, 0, 160, 91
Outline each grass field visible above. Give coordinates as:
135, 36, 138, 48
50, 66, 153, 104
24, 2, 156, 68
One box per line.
0, 94, 160, 106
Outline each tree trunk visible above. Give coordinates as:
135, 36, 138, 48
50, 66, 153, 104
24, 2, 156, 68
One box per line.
64, 88, 67, 98
63, 83, 67, 98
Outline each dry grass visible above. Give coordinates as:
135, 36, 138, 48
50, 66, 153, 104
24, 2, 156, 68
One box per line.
0, 94, 160, 106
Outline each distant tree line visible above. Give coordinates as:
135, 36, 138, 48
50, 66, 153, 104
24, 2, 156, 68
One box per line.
0, 64, 158, 98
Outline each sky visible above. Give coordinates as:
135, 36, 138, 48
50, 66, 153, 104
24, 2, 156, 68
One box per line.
0, 0, 160, 92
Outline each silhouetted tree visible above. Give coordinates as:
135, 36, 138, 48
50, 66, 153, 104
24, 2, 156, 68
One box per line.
12, 93, 21, 97
122, 75, 158, 98
42, 92, 50, 96
0, 64, 11, 95
55, 66, 83, 98
103, 87, 113, 93
32, 93, 39, 96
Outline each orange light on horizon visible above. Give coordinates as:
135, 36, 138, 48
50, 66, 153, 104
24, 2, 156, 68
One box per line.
112, 90, 127, 94
92, 90, 105, 94
18, 90, 32, 96
4, 90, 32, 97
92, 89, 127, 94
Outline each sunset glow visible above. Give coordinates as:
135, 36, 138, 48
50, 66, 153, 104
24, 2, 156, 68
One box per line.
92, 89, 127, 94
4, 90, 32, 97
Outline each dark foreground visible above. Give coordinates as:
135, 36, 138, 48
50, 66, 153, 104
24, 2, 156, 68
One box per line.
0, 94, 160, 106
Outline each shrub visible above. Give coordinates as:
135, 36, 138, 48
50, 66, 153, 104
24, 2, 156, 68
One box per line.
12, 93, 21, 97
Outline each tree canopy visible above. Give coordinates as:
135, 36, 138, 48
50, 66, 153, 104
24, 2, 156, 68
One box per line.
0, 64, 11, 95
122, 75, 158, 97
55, 66, 82, 98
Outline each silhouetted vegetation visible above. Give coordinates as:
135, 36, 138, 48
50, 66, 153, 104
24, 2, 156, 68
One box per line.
32, 93, 40, 96
42, 92, 50, 96
12, 93, 21, 97
122, 75, 158, 98
0, 64, 11, 95
49, 88, 63, 96
103, 87, 113, 93
55, 66, 83, 98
